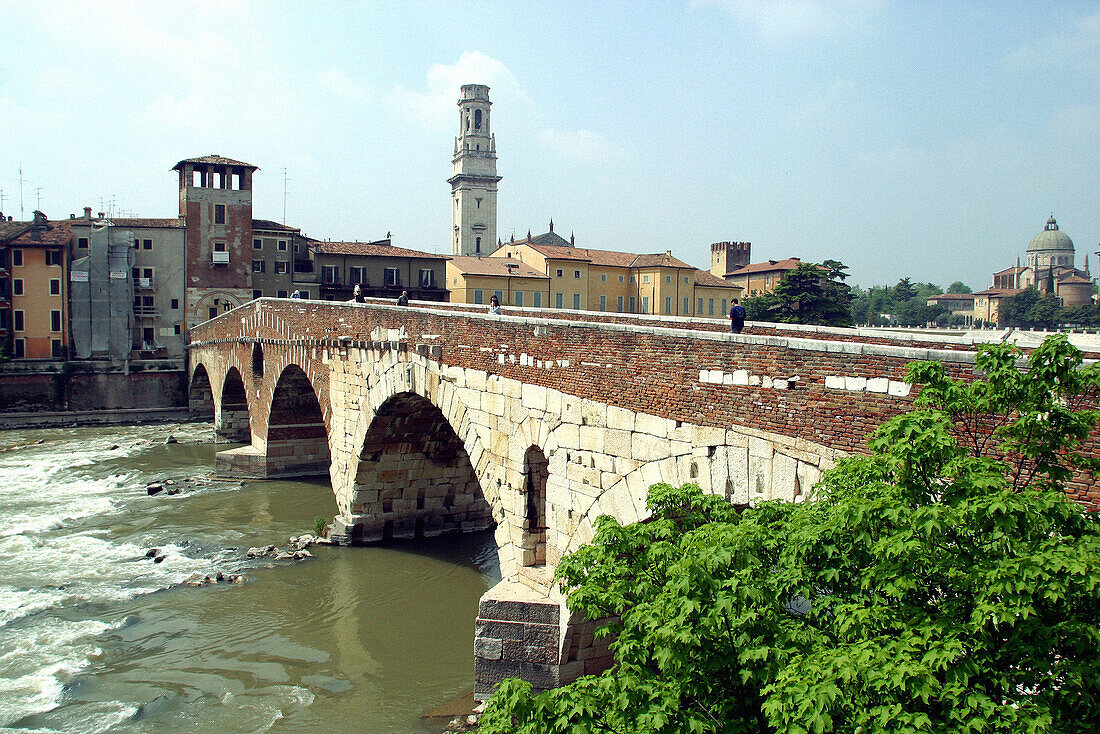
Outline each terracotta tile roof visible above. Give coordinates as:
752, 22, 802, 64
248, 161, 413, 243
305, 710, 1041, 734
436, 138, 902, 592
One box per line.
9, 221, 72, 247
692, 269, 741, 288
728, 257, 802, 276
0, 220, 32, 241
927, 293, 975, 302
252, 219, 299, 232
994, 266, 1027, 276
311, 241, 446, 259
510, 238, 694, 269
1058, 274, 1093, 285
172, 155, 258, 170
973, 287, 1024, 297
450, 256, 549, 278
68, 217, 183, 229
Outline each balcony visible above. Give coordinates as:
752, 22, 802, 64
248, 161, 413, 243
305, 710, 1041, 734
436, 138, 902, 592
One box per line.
133, 305, 159, 318
212, 252, 230, 265
134, 277, 157, 290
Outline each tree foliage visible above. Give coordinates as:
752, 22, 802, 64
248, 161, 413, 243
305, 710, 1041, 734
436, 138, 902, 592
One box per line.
850, 278, 948, 327
481, 335, 1100, 734
743, 260, 854, 327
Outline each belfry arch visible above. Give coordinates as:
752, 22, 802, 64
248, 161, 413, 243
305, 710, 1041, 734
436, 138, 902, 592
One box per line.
521, 445, 549, 567
345, 391, 493, 544
216, 367, 250, 443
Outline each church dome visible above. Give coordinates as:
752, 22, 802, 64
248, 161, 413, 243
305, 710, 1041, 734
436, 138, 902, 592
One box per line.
1027, 215, 1074, 253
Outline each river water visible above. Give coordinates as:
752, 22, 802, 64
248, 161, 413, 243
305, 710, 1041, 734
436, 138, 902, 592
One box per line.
0, 422, 499, 734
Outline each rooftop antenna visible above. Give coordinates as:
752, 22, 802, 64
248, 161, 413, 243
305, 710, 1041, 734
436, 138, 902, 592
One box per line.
0, 188, 6, 213
18, 163, 26, 219
34, 187, 44, 211
282, 167, 289, 224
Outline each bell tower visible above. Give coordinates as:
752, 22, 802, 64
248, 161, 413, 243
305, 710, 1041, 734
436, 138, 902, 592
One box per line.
448, 84, 501, 256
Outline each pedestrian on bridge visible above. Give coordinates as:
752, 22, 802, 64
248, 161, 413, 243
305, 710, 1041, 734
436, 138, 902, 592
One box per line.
729, 299, 746, 334
352, 284, 365, 303
488, 295, 502, 315
396, 290, 409, 306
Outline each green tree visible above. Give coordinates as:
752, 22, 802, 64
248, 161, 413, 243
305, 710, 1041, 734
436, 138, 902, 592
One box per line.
947, 281, 972, 294
482, 335, 1100, 734
745, 261, 854, 327
892, 277, 917, 301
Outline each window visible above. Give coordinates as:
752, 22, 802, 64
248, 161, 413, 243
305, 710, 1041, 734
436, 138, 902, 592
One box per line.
45, 250, 62, 266
50, 310, 62, 332
684, 276, 690, 284
643, 274, 650, 283
630, 275, 636, 283
555, 293, 563, 309
664, 297, 671, 314
208, 307, 218, 319
629, 296, 636, 312
473, 289, 484, 304
573, 293, 581, 309
617, 296, 623, 312
277, 240, 287, 251
252, 290, 262, 299
683, 297, 689, 314
698, 298, 704, 314
618, 275, 624, 283
708, 299, 715, 315
494, 290, 503, 303
13, 339, 24, 358
533, 292, 542, 307
252, 260, 266, 273
642, 296, 650, 313
277, 290, 288, 298
293, 244, 299, 253
721, 299, 727, 314
78, 237, 88, 249
50, 279, 60, 295
475, 108, 482, 129
174, 324, 181, 335
13, 279, 23, 296
214, 204, 225, 224
349, 266, 366, 284
599, 295, 606, 311
514, 291, 524, 306
12, 249, 22, 267
666, 275, 671, 283
600, 274, 606, 282
213, 241, 227, 251
142, 239, 152, 250
384, 267, 400, 286
253, 239, 262, 250
14, 310, 24, 331
556, 269, 563, 278
475, 237, 482, 253
419, 269, 435, 288
274, 261, 289, 274
51, 339, 63, 359
321, 265, 338, 283
574, 270, 581, 279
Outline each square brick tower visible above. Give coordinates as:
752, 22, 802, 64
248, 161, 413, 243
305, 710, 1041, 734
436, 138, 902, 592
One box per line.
173, 155, 257, 329
710, 241, 751, 278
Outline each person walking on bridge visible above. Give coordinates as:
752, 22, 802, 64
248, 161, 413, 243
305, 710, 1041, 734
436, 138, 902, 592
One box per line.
729, 299, 746, 334
396, 290, 409, 306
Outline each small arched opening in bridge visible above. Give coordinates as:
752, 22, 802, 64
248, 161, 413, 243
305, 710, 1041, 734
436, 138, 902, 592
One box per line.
188, 364, 214, 421
265, 365, 330, 477
251, 343, 264, 378
215, 367, 250, 443
521, 445, 548, 567
350, 392, 492, 544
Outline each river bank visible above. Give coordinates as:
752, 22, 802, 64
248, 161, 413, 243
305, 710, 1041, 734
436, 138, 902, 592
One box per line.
0, 422, 499, 733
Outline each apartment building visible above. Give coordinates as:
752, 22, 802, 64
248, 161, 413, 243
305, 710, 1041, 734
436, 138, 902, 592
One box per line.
0, 213, 70, 359
300, 240, 448, 302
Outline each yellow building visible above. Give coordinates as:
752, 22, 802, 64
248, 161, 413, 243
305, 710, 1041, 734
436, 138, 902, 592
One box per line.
446, 256, 550, 307
1, 213, 70, 359
972, 288, 1022, 327
724, 257, 803, 296
489, 229, 741, 316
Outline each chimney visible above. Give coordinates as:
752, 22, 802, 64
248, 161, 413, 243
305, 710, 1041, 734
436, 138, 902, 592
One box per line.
84, 206, 92, 219
33, 210, 47, 227
98, 212, 105, 219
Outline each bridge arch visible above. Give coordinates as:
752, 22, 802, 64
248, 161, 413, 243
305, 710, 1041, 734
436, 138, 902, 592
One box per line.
263, 364, 330, 477
216, 367, 250, 443
188, 363, 214, 420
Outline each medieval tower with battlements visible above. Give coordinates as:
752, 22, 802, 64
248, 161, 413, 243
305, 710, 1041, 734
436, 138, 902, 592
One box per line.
448, 84, 501, 257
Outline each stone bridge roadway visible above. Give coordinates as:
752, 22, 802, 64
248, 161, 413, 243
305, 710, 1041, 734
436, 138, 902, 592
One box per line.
185, 298, 1021, 699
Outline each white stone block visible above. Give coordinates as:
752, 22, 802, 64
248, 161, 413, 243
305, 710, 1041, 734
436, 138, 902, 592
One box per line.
631, 432, 669, 462
749, 375, 761, 386
824, 375, 845, 390
635, 413, 671, 439
845, 376, 867, 392
762, 376, 773, 389
888, 381, 912, 397
773, 379, 788, 390
699, 369, 710, 383
732, 370, 750, 386
581, 401, 607, 428
606, 406, 635, 432
722, 373, 734, 385
771, 452, 798, 502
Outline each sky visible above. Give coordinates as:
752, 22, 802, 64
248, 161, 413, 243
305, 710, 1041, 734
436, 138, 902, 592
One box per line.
1, 1, 1098, 291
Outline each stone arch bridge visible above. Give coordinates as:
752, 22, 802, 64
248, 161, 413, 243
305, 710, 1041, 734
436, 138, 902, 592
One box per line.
187, 298, 997, 698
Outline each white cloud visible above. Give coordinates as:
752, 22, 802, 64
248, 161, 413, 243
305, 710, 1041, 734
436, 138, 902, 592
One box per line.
1004, 8, 1100, 71
385, 51, 534, 130
694, 0, 883, 42
537, 128, 622, 164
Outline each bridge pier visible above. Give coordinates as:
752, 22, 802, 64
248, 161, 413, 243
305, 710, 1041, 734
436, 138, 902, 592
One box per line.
473, 580, 613, 701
